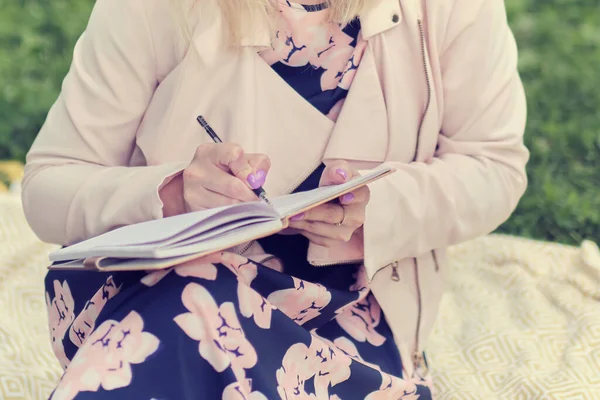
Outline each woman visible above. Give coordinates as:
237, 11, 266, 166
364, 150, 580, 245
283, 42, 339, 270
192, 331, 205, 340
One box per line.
23, 0, 528, 398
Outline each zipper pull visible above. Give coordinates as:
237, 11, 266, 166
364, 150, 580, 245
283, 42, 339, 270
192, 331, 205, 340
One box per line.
412, 351, 428, 377
390, 261, 400, 281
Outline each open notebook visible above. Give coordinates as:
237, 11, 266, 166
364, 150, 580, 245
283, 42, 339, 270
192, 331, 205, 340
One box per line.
48, 166, 394, 271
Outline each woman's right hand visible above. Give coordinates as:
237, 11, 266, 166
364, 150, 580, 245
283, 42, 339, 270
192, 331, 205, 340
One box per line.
160, 143, 270, 217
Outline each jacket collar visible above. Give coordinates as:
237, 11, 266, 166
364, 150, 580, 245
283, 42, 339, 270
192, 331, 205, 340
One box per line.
240, 0, 403, 47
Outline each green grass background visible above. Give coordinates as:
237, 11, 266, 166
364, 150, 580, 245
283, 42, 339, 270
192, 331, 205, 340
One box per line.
0, 0, 598, 245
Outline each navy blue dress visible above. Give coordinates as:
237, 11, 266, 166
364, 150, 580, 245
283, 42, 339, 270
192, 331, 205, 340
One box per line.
43, 2, 433, 399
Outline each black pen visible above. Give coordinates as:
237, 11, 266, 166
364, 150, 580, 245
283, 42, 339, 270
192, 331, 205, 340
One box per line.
196, 115, 272, 205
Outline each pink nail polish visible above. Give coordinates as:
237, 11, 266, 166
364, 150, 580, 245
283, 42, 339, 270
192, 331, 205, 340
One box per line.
341, 193, 355, 203
247, 173, 264, 189
290, 213, 305, 221
336, 168, 348, 180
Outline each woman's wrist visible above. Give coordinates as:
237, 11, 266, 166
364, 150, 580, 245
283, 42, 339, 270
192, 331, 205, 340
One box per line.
159, 173, 186, 217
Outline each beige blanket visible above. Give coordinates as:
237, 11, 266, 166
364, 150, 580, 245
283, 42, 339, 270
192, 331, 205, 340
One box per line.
0, 193, 599, 399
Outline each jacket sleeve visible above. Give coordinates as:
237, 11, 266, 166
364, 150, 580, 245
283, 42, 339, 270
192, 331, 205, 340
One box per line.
22, 0, 187, 245
362, 0, 529, 269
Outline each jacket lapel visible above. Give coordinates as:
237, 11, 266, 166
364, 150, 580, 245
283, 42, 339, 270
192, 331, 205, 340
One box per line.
323, 45, 389, 163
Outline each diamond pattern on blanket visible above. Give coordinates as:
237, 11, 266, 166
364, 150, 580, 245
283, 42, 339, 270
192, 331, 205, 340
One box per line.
429, 235, 600, 399
1, 190, 599, 399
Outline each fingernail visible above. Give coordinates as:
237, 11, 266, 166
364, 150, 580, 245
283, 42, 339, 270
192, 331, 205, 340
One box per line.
290, 213, 305, 221
341, 193, 355, 203
256, 169, 266, 179
336, 168, 348, 180
247, 172, 266, 189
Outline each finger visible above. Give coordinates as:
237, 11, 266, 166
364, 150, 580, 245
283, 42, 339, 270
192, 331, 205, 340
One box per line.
299, 203, 345, 225
210, 144, 257, 188
244, 153, 271, 190
246, 153, 271, 176
197, 143, 265, 191
337, 203, 366, 228
299, 231, 344, 248
229, 154, 271, 190
288, 220, 354, 242
201, 142, 256, 189
183, 184, 243, 212
201, 167, 257, 202
294, 203, 365, 228
228, 157, 256, 188
197, 142, 244, 170
319, 160, 355, 187
185, 164, 256, 202
339, 185, 370, 205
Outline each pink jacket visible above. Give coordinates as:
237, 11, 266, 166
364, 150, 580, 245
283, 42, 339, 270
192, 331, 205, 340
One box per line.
22, 0, 528, 376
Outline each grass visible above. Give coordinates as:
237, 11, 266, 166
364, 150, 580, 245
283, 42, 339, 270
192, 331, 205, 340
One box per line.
0, 0, 598, 244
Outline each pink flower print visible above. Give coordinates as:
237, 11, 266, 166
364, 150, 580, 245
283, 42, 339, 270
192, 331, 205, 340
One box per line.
222, 380, 268, 400
69, 276, 121, 348
267, 277, 331, 325
332, 337, 379, 369
174, 283, 257, 384
52, 311, 159, 400
175, 261, 218, 280
260, 7, 362, 94
337, 35, 367, 90
309, 331, 383, 374
141, 251, 275, 329
276, 342, 316, 400
350, 265, 369, 292
276, 337, 352, 399
261, 6, 328, 68
220, 253, 276, 329
365, 372, 421, 400
309, 339, 352, 398
140, 261, 218, 287
236, 264, 274, 329
336, 294, 386, 346
326, 99, 345, 122
318, 29, 357, 91
140, 268, 172, 287
334, 266, 370, 316
46, 280, 75, 369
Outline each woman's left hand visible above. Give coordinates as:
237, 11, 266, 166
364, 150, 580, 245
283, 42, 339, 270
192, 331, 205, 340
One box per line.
288, 161, 370, 247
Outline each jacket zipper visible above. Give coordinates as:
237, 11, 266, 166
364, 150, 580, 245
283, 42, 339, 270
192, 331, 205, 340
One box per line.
390, 261, 400, 281
411, 17, 431, 376
432, 248, 440, 272
415, 18, 432, 163
365, 16, 433, 286
412, 257, 427, 376
310, 259, 364, 267
256, 254, 281, 265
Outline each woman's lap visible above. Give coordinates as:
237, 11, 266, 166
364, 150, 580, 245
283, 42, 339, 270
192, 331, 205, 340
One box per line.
45, 253, 432, 399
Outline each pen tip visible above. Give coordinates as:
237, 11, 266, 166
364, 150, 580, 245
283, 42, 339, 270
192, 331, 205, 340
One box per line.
259, 192, 273, 206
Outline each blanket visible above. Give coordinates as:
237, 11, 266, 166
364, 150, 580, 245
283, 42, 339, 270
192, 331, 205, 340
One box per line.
0, 193, 598, 399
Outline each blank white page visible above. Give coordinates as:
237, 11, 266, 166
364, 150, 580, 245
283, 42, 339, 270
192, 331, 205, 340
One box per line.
49, 202, 276, 262
271, 166, 392, 218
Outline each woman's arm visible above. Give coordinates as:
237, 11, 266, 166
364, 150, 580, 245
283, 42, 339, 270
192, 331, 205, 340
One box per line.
22, 0, 186, 245
362, 0, 529, 269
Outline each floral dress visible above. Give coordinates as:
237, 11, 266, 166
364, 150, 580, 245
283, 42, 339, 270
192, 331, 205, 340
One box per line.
44, 2, 434, 399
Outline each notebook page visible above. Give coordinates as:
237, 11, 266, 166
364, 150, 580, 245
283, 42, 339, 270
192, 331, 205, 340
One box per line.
153, 219, 283, 258
166, 216, 274, 248
271, 166, 393, 218
109, 219, 283, 259
49, 201, 277, 262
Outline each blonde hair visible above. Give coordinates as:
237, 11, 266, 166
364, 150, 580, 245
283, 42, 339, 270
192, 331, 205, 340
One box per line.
173, 0, 378, 46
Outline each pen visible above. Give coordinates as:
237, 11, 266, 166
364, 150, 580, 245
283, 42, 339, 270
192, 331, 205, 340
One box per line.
196, 115, 272, 205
